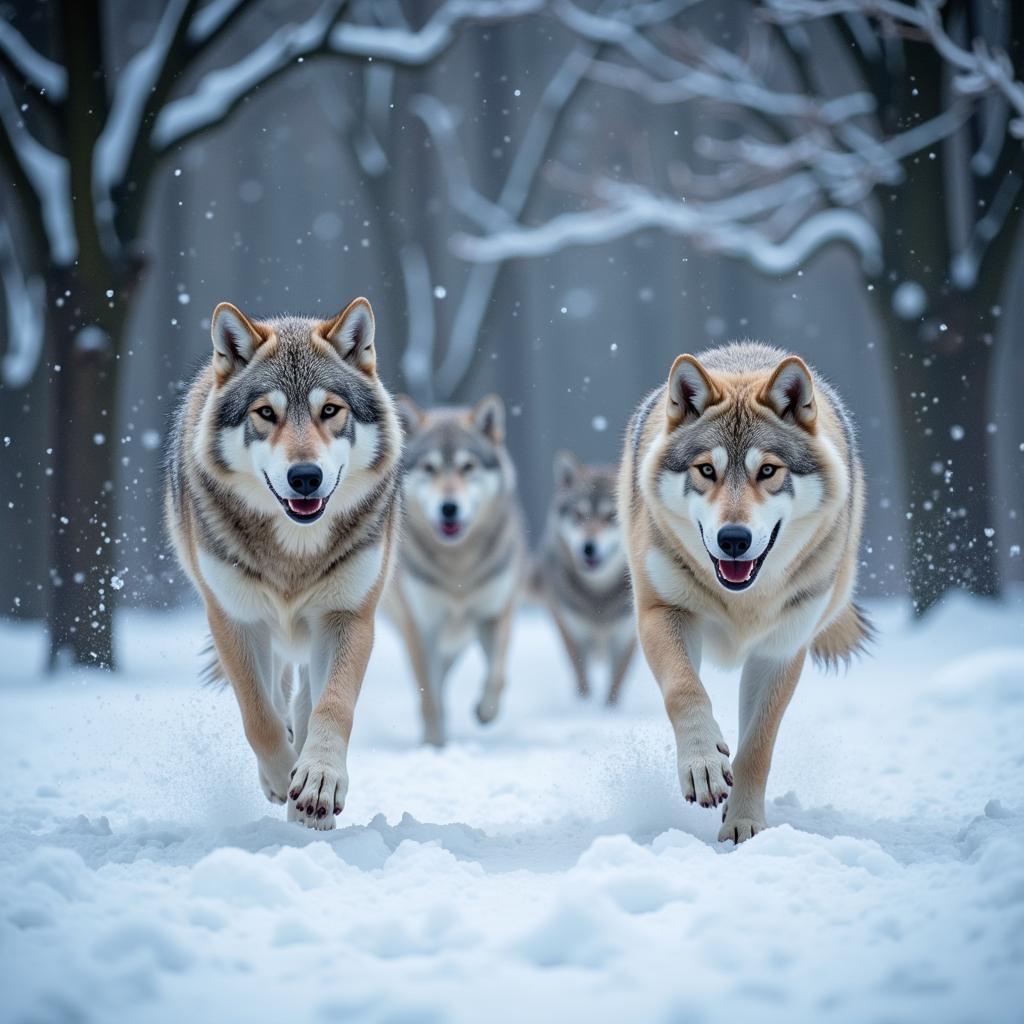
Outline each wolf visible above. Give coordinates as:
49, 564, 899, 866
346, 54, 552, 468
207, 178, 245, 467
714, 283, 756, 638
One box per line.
387, 395, 526, 746
619, 342, 870, 844
535, 451, 635, 705
164, 297, 402, 830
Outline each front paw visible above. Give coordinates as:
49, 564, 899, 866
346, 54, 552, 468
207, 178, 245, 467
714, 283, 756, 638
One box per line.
257, 744, 296, 805
475, 691, 502, 724
718, 806, 765, 844
677, 722, 733, 808
288, 757, 348, 830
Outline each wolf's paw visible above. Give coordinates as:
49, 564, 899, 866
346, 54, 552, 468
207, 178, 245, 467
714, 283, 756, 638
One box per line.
718, 813, 765, 845
287, 757, 348, 830
677, 731, 733, 809
475, 694, 501, 725
257, 745, 296, 805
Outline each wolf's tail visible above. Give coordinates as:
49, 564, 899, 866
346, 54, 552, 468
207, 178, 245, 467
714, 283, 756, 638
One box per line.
811, 602, 875, 671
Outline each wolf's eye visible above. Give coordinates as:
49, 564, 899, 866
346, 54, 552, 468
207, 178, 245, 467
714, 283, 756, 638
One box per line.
758, 465, 777, 480
422, 463, 437, 476
697, 464, 716, 481
460, 461, 476, 475
321, 404, 340, 420
255, 406, 276, 423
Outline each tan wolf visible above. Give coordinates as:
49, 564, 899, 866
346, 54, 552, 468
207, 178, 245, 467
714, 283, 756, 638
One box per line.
619, 342, 870, 843
165, 297, 402, 830
535, 451, 635, 705
388, 395, 526, 747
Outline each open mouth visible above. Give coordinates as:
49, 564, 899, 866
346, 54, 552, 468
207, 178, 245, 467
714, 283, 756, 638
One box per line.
582, 554, 602, 571
438, 521, 463, 540
702, 521, 781, 592
263, 472, 339, 525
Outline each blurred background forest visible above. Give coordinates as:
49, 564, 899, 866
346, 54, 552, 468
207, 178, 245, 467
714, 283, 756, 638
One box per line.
1, 0, 1022, 670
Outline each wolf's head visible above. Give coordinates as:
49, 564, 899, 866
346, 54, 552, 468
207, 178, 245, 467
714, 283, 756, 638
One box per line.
551, 451, 624, 583
646, 346, 845, 594
397, 394, 514, 544
202, 297, 394, 531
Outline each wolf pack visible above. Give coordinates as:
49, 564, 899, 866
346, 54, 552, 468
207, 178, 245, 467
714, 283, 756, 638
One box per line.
165, 296, 870, 845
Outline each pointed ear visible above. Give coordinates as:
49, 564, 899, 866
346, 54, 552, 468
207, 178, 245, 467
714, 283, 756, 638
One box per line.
554, 449, 582, 490
211, 302, 267, 381
667, 354, 719, 429
471, 393, 505, 445
321, 297, 376, 376
394, 394, 424, 438
761, 356, 816, 431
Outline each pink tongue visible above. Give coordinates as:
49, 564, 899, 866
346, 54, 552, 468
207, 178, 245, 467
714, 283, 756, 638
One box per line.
719, 558, 754, 583
287, 497, 323, 516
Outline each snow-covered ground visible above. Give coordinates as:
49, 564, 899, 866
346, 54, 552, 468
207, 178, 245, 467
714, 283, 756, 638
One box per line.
1, 594, 1023, 1024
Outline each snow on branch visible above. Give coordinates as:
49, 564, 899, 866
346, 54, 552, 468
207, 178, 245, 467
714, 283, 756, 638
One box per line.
154, 1, 346, 151
766, 0, 1024, 137
0, 218, 44, 387
0, 18, 68, 100
454, 175, 882, 276
0, 81, 75, 262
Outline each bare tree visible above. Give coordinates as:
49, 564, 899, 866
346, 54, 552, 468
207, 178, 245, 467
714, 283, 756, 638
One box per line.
454, 0, 1024, 615
0, 0, 544, 669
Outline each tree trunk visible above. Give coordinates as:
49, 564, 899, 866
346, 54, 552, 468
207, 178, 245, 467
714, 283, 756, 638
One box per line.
46, 263, 123, 670
876, 291, 1000, 615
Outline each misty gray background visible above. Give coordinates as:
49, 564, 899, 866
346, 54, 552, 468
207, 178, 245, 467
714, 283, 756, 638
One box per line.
2, 5, 1023, 618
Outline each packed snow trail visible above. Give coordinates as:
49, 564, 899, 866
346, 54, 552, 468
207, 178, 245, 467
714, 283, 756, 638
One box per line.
1, 595, 1023, 1024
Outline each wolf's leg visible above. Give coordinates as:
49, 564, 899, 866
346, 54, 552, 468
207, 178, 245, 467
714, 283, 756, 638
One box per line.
605, 629, 636, 707
290, 665, 312, 754
550, 605, 590, 697
635, 601, 733, 808
206, 602, 294, 804
719, 651, 806, 845
399, 609, 448, 747
288, 609, 374, 830
475, 600, 515, 724
273, 660, 293, 732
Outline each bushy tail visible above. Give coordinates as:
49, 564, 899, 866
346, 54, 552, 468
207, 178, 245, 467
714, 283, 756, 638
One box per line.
811, 602, 875, 672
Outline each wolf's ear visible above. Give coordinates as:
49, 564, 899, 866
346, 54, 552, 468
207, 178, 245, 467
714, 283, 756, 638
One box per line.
554, 449, 582, 490
761, 356, 816, 431
471, 393, 505, 445
322, 297, 376, 376
667, 354, 719, 428
394, 394, 424, 438
211, 302, 267, 381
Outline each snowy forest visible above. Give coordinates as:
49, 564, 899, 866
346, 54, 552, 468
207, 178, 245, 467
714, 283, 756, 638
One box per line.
1, 2, 1023, 1023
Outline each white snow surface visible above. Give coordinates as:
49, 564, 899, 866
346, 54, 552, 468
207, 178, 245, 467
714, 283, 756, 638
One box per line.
1, 594, 1023, 1023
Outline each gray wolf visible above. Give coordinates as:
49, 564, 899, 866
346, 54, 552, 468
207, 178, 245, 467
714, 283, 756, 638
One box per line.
619, 342, 869, 843
165, 297, 402, 830
388, 395, 526, 746
535, 451, 635, 705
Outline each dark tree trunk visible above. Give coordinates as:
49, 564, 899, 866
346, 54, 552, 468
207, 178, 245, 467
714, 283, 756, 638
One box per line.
875, 289, 1001, 615
46, 262, 124, 669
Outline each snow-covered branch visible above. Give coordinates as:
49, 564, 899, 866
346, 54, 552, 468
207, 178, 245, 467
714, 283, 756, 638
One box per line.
766, 0, 1024, 137
0, 81, 75, 263
0, 18, 68, 100
0, 218, 45, 387
454, 175, 882, 276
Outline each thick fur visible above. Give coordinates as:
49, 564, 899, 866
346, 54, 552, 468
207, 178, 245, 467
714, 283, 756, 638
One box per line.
386, 395, 526, 746
619, 341, 869, 844
165, 298, 402, 830
536, 451, 635, 704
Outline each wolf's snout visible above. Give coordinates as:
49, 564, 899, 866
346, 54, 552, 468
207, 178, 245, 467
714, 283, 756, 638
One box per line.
717, 525, 752, 558
440, 500, 459, 522
582, 539, 597, 560
287, 463, 323, 496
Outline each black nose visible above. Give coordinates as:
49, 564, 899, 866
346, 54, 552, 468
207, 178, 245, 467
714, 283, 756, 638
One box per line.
717, 525, 752, 558
440, 500, 459, 521
582, 540, 597, 559
287, 463, 322, 496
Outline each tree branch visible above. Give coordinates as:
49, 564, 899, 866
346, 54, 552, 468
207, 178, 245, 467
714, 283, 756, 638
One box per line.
0, 17, 68, 101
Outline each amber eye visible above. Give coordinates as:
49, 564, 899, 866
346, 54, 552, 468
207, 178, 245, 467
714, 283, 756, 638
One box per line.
255, 406, 276, 422
758, 464, 778, 480
698, 464, 716, 481
322, 404, 340, 420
